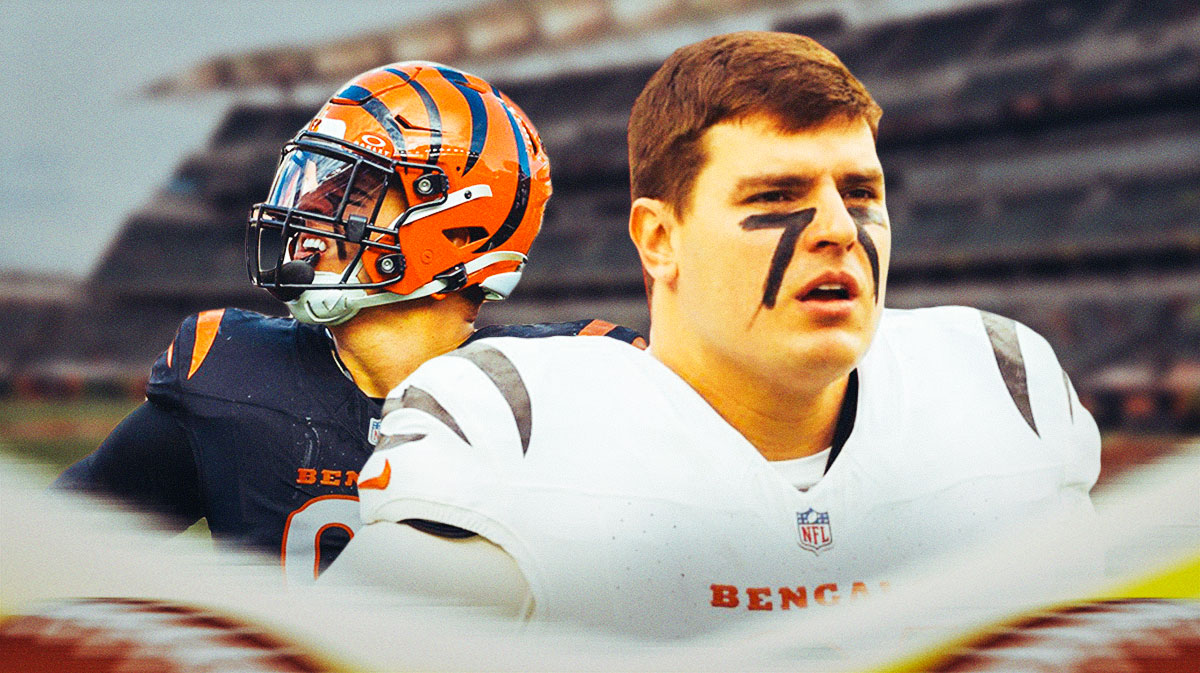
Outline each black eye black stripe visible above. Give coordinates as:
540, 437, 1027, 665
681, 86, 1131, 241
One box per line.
740, 208, 815, 309
742, 207, 885, 309
855, 223, 880, 305
848, 206, 882, 304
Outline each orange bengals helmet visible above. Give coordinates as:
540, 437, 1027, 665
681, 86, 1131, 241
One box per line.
247, 62, 551, 325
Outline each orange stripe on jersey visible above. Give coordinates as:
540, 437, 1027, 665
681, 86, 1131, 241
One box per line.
166, 341, 174, 368
187, 309, 225, 380
578, 319, 617, 337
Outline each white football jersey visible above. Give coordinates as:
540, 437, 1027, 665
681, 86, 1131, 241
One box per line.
357, 307, 1100, 637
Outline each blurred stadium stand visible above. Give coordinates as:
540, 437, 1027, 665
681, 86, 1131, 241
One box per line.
2, 0, 1197, 434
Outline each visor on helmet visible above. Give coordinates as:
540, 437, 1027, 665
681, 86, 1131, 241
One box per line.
248, 135, 405, 293
267, 148, 387, 219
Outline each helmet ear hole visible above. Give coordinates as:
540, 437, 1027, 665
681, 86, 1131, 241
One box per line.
443, 226, 488, 247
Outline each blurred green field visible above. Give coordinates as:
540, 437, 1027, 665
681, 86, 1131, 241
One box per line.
0, 397, 210, 538
0, 398, 140, 484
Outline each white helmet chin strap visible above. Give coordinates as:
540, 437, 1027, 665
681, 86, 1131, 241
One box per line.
287, 251, 527, 326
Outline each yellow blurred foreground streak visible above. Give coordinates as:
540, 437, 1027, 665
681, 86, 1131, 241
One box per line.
866, 443, 1200, 673
1, 443, 1198, 672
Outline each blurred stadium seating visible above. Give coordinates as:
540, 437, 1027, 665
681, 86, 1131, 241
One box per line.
1, 0, 1197, 437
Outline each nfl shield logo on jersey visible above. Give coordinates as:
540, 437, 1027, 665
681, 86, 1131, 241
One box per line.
796, 508, 833, 553
368, 418, 381, 446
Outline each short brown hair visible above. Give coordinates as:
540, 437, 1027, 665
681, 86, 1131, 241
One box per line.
628, 31, 882, 214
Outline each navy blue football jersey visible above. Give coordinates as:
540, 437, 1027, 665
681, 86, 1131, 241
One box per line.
55, 308, 644, 583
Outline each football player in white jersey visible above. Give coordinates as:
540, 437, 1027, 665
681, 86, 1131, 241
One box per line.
324, 32, 1101, 637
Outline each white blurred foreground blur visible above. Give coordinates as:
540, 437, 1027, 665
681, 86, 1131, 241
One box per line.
1, 444, 1197, 672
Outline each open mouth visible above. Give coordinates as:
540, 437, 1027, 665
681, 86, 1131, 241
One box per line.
803, 284, 852, 301
292, 235, 328, 265
797, 272, 862, 303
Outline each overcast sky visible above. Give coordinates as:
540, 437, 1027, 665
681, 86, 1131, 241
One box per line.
0, 0, 480, 278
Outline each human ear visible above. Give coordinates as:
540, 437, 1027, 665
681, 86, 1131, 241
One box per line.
629, 197, 679, 289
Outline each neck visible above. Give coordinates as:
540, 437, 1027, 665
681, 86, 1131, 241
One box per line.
328, 294, 478, 398
650, 321, 850, 463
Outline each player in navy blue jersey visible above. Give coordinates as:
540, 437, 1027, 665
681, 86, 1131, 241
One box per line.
55, 62, 644, 582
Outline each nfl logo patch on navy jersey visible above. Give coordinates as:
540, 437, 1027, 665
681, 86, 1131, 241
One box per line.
368, 418, 381, 446
796, 508, 833, 553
